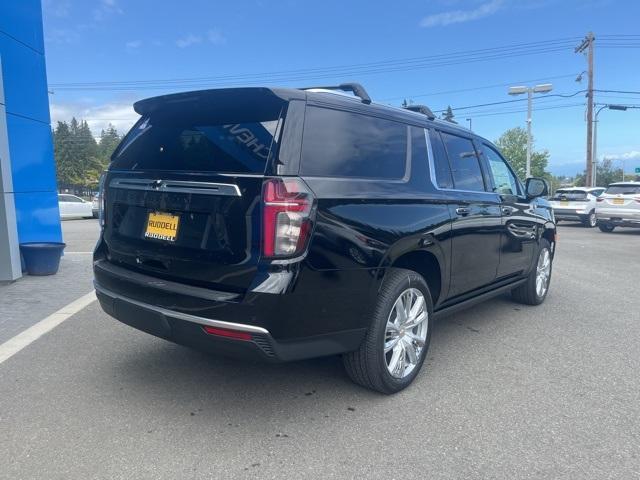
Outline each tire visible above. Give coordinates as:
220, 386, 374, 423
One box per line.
581, 210, 597, 228
598, 223, 615, 233
343, 268, 433, 394
511, 239, 553, 306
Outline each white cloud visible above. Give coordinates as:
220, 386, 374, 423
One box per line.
51, 101, 139, 138
125, 40, 142, 49
603, 151, 640, 162
176, 29, 227, 48
420, 0, 504, 27
45, 27, 80, 44
176, 34, 203, 48
42, 0, 72, 18
207, 29, 227, 45
94, 0, 123, 21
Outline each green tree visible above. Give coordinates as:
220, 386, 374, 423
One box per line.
574, 158, 624, 187
97, 124, 121, 166
442, 105, 456, 123
53, 120, 82, 186
53, 117, 106, 190
495, 127, 549, 179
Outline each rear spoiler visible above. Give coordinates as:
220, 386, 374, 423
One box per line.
133, 87, 295, 115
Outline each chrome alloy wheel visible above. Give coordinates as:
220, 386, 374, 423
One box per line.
384, 288, 428, 379
535, 248, 552, 297
589, 212, 597, 227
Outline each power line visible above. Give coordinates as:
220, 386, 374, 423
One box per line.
49, 38, 581, 91
380, 73, 579, 101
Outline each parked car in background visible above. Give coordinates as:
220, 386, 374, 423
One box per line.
596, 182, 640, 232
58, 194, 94, 219
93, 85, 556, 394
549, 187, 605, 227
92, 194, 100, 218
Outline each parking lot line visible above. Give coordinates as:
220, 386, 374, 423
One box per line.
0, 291, 96, 365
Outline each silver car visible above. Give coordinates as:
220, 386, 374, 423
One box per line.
549, 187, 605, 228
596, 182, 640, 232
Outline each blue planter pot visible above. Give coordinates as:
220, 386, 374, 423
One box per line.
19, 242, 66, 276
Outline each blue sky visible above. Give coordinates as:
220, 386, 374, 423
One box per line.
42, 0, 640, 176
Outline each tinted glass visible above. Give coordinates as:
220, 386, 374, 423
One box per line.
428, 130, 454, 189
441, 132, 486, 192
482, 144, 520, 195
111, 103, 283, 173
552, 190, 588, 200
301, 107, 407, 179
411, 126, 429, 178
606, 184, 640, 194
59, 195, 82, 203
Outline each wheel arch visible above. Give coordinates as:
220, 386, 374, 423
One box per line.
387, 250, 444, 306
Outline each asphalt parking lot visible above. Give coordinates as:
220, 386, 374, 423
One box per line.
1, 219, 638, 479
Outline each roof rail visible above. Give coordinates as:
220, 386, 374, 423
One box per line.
403, 104, 436, 120
302, 83, 372, 104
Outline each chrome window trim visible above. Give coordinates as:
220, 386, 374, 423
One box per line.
424, 128, 498, 196
109, 178, 241, 197
95, 283, 270, 335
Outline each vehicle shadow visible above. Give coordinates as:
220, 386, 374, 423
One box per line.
109, 293, 517, 418
558, 223, 640, 235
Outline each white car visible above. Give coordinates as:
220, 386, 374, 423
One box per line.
549, 187, 605, 228
596, 182, 640, 232
58, 194, 94, 219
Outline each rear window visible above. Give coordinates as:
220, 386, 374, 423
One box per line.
111, 101, 284, 173
606, 184, 640, 195
553, 190, 588, 200
300, 107, 407, 179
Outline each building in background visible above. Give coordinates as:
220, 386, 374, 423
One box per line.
0, 0, 61, 281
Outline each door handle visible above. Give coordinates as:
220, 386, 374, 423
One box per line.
456, 207, 470, 216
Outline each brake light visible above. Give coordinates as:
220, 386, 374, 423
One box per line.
634, 197, 640, 203
98, 176, 106, 227
596, 197, 604, 202
262, 178, 314, 258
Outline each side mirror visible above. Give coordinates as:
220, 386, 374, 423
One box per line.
525, 177, 548, 198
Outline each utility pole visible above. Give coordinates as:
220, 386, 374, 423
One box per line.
576, 32, 595, 187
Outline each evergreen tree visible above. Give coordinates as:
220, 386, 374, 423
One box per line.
442, 106, 456, 123
53, 121, 83, 186
97, 124, 121, 166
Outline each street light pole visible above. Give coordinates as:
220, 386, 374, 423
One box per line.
526, 89, 533, 178
508, 83, 553, 178
466, 118, 472, 131
593, 104, 629, 186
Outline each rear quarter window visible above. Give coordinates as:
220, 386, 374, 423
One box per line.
300, 107, 408, 179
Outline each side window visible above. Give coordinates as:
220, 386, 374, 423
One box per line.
300, 107, 407, 179
428, 129, 454, 189
481, 144, 520, 196
440, 132, 486, 192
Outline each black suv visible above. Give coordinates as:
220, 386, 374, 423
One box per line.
93, 84, 555, 393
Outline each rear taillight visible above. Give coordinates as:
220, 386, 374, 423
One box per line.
634, 197, 640, 203
597, 197, 604, 203
262, 177, 314, 258
98, 176, 106, 227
